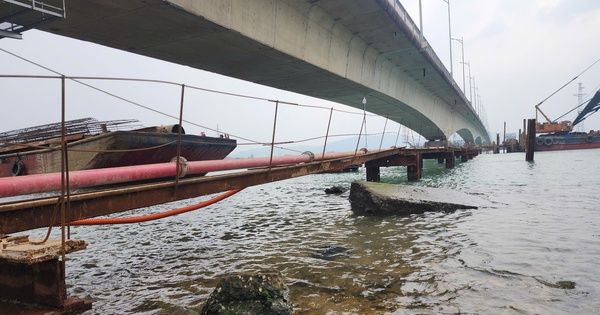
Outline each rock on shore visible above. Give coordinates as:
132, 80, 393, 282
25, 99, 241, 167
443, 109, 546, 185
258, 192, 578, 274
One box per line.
200, 270, 293, 315
349, 181, 479, 216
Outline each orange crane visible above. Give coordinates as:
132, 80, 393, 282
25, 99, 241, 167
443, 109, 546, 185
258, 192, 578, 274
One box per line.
535, 103, 573, 133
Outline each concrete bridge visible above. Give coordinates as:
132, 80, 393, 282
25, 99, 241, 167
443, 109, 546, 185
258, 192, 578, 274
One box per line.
0, 0, 490, 144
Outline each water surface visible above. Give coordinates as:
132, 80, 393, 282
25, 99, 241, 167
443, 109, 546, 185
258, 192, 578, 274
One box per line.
26, 149, 600, 314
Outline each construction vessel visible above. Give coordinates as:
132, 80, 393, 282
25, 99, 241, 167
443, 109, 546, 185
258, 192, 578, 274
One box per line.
0, 118, 237, 177
535, 88, 600, 151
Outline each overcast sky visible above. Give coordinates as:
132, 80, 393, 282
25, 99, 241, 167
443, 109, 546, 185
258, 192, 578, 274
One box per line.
402, 0, 600, 134
1, 0, 600, 150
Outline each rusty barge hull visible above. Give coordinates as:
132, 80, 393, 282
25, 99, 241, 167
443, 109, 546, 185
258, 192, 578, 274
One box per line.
0, 131, 236, 177
535, 132, 600, 151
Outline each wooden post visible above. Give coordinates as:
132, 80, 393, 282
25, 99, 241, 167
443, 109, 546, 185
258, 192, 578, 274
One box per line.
526, 118, 536, 161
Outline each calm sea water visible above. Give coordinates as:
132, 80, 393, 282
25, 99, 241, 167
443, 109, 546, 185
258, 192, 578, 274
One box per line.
26, 149, 600, 314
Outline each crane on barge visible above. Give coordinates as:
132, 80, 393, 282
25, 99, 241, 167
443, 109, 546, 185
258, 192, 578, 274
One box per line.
535, 103, 573, 133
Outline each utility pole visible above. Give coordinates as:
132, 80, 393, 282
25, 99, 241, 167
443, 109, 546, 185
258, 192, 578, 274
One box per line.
574, 82, 586, 132
452, 36, 465, 93
418, 0, 424, 48
465, 61, 473, 104
443, 0, 452, 77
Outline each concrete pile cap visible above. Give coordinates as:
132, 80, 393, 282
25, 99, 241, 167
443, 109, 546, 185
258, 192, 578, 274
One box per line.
1, 235, 87, 264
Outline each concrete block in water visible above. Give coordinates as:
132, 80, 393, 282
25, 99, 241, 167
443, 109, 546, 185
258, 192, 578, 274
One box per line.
349, 181, 479, 215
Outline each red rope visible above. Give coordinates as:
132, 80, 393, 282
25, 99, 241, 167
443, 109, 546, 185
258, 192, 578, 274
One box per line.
69, 189, 243, 225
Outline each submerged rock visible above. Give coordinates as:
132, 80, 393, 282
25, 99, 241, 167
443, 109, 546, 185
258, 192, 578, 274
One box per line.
325, 186, 347, 194
349, 181, 479, 216
200, 270, 293, 315
313, 245, 352, 260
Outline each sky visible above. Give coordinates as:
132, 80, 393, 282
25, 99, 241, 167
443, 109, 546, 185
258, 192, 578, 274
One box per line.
401, 0, 600, 134
1, 0, 600, 153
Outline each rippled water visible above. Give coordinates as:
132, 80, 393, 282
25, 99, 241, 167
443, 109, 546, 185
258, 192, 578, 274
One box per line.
26, 149, 600, 314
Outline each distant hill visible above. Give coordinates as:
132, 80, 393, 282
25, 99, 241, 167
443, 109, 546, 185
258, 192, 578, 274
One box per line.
229, 135, 413, 158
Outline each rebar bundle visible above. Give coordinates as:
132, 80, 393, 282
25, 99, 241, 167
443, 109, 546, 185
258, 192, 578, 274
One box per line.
0, 118, 140, 147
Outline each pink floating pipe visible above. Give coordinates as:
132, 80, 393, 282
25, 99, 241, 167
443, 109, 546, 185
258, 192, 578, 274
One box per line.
0, 150, 368, 198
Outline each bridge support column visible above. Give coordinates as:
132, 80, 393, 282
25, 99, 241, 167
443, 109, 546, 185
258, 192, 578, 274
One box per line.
366, 166, 380, 182
0, 236, 91, 314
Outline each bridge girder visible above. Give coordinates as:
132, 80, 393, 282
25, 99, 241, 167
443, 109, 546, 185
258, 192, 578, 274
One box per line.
31, 0, 490, 144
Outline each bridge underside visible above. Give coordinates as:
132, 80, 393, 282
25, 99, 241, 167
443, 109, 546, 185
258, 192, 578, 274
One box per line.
24, 0, 489, 144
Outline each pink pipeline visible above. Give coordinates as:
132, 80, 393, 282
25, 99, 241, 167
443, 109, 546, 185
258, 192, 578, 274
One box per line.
0, 150, 366, 197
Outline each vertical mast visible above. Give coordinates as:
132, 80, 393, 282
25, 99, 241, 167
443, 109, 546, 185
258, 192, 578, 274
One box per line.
574, 83, 586, 132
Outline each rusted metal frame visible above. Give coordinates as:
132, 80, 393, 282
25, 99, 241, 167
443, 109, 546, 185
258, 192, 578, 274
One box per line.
378, 116, 388, 151
353, 107, 366, 158
174, 84, 185, 190
269, 101, 279, 168
364, 154, 417, 168
60, 75, 67, 265
420, 151, 449, 159
452, 148, 466, 157
320, 107, 334, 166
394, 122, 402, 147
0, 148, 403, 234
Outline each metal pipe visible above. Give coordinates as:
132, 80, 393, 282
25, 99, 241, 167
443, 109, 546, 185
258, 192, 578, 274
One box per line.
0, 150, 369, 198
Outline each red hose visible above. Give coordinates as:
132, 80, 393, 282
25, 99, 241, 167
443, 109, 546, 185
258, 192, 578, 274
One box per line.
69, 188, 243, 225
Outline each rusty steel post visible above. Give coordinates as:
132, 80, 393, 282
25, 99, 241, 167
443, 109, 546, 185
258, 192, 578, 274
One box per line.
366, 166, 380, 182
526, 118, 536, 161
0, 237, 91, 313
445, 151, 455, 168
407, 153, 421, 181
494, 133, 500, 154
